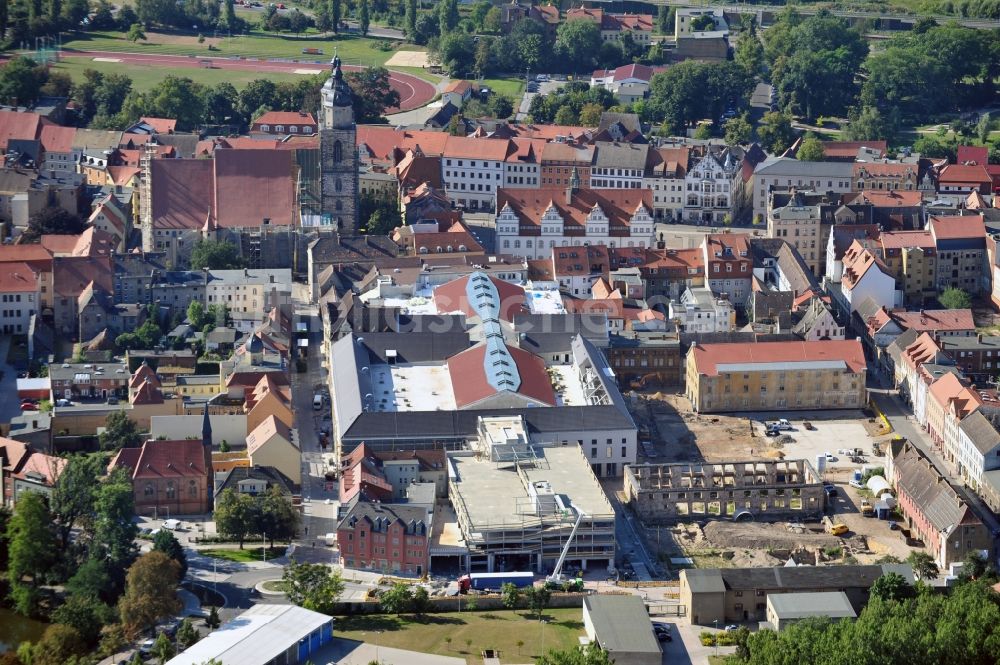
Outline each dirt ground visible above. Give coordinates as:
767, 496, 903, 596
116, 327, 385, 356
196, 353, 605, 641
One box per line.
385, 50, 430, 67
628, 390, 917, 571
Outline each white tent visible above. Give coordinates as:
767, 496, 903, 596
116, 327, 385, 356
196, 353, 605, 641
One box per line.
866, 475, 892, 496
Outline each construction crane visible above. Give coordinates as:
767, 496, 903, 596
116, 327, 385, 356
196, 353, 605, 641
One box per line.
545, 505, 586, 591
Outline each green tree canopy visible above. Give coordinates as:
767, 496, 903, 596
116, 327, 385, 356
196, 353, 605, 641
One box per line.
21, 206, 86, 243
6, 492, 58, 617
379, 582, 413, 615
50, 453, 102, 550
99, 410, 143, 452
190, 239, 245, 270
797, 135, 826, 161
214, 488, 256, 549
646, 61, 754, 133
118, 552, 183, 638
939, 287, 972, 310
89, 468, 139, 598
346, 66, 402, 123
724, 114, 753, 145
537, 643, 615, 665
152, 529, 188, 577
282, 560, 345, 614
555, 19, 602, 72
755, 111, 795, 154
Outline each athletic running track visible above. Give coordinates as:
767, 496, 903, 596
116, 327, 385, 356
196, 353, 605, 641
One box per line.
61, 49, 437, 112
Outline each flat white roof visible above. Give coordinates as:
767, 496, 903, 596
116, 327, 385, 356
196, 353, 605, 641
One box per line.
526, 288, 566, 314
549, 365, 587, 406
369, 364, 457, 412
166, 604, 331, 665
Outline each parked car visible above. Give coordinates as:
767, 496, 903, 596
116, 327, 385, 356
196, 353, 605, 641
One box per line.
20, 402, 38, 411
106, 396, 119, 405
849, 479, 865, 489
56, 398, 72, 406
725, 624, 739, 632
803, 421, 815, 430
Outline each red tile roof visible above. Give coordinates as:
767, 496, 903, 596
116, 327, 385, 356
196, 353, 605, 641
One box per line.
0, 110, 44, 150
552, 245, 610, 277
902, 332, 942, 370
14, 452, 66, 486
213, 148, 295, 228
130, 362, 160, 389
52, 256, 113, 298
139, 117, 177, 134
892, 309, 975, 333
357, 126, 450, 161
443, 80, 475, 95
821, 140, 887, 160
928, 372, 980, 417
497, 187, 652, 235
130, 379, 163, 405
879, 230, 934, 250
150, 158, 216, 230
0, 262, 39, 292
938, 164, 991, 186
38, 124, 75, 153
246, 414, 294, 455
957, 146, 989, 165
107, 165, 140, 186
252, 111, 317, 128
845, 190, 924, 207
433, 273, 526, 321
447, 342, 555, 408
110, 439, 208, 480
692, 339, 867, 376
929, 215, 986, 240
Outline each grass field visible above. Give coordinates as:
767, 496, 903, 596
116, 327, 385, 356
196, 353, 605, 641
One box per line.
200, 546, 287, 562
60, 29, 423, 66
334, 608, 585, 663
482, 77, 525, 99
52, 57, 310, 91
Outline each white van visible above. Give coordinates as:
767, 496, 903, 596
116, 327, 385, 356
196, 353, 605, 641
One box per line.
162, 519, 181, 531
313, 393, 324, 410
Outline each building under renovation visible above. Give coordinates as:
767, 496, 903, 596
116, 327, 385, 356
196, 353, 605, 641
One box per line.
624, 459, 825, 523
447, 416, 617, 574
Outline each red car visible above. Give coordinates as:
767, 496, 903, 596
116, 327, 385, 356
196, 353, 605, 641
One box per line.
20, 402, 38, 411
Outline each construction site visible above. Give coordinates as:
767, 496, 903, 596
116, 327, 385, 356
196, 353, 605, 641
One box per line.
446, 417, 617, 575
623, 390, 912, 571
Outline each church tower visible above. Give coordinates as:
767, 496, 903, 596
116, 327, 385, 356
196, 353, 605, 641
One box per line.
319, 55, 359, 233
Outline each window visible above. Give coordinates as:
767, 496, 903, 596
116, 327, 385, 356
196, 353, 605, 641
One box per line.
333, 140, 343, 163
189, 480, 198, 497
166, 482, 176, 499
144, 483, 154, 497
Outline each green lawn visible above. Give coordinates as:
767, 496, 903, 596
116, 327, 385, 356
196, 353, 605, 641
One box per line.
200, 546, 287, 563
52, 57, 309, 91
334, 608, 585, 664
60, 29, 422, 66
260, 580, 290, 592
481, 77, 525, 99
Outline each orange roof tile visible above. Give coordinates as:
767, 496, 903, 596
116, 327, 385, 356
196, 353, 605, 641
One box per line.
692, 340, 867, 376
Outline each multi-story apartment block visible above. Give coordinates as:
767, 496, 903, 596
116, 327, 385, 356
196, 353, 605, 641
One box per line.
0, 263, 40, 335
752, 158, 854, 221
540, 142, 593, 188
590, 142, 647, 189
686, 340, 867, 413
337, 501, 431, 575
684, 150, 740, 224
643, 146, 689, 221
876, 230, 937, 306
495, 184, 655, 260
956, 410, 1000, 493
502, 138, 541, 190
441, 136, 508, 211
935, 164, 992, 203
566, 7, 654, 43
702, 233, 752, 308
928, 215, 987, 294
853, 162, 920, 192
767, 198, 822, 276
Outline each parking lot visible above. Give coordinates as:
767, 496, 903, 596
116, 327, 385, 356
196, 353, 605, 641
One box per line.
754, 416, 885, 474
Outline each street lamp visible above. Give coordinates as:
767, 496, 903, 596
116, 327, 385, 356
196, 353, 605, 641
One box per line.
262, 533, 267, 562
713, 619, 719, 656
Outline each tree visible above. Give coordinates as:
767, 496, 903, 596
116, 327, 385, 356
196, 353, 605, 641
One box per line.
223, 0, 236, 31
151, 631, 175, 664
118, 552, 183, 638
206, 605, 221, 628
203, 82, 238, 125
735, 22, 764, 78
646, 60, 754, 133
724, 113, 753, 145
483, 6, 500, 33
359, 0, 370, 35
489, 94, 514, 121
51, 593, 116, 644
524, 585, 551, 621
410, 586, 431, 616
434, 32, 476, 77
127, 22, 146, 42
345, 67, 401, 123
214, 489, 256, 548
20, 206, 86, 243
797, 135, 826, 161
404, 0, 416, 40
959, 551, 992, 580
190, 239, 245, 270
187, 300, 207, 329
500, 582, 521, 609
0, 57, 48, 107
50, 453, 102, 550
906, 551, 939, 581
6, 492, 58, 617
845, 105, 897, 144
939, 287, 972, 310
437, 0, 458, 35
537, 643, 615, 665
555, 20, 602, 73
870, 572, 914, 602
99, 410, 143, 452
554, 106, 578, 126
282, 560, 345, 614
66, 557, 114, 604
328, 0, 341, 32
117, 4, 139, 29
757, 111, 795, 154
27, 624, 87, 665
90, 470, 139, 600
379, 582, 413, 615
656, 5, 673, 35
578, 103, 604, 128
258, 485, 300, 547
176, 618, 199, 649
693, 123, 712, 139
152, 529, 188, 577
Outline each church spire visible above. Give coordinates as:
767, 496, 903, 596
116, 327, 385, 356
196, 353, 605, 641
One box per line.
202, 402, 212, 448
